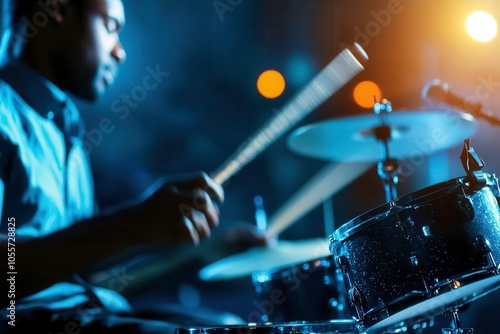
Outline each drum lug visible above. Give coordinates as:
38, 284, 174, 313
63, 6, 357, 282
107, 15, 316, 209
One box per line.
336, 255, 350, 273
410, 255, 426, 272
391, 202, 411, 241
349, 284, 367, 320
473, 235, 497, 269
395, 221, 411, 241
493, 174, 500, 206
289, 328, 302, 334
410, 255, 429, 292
459, 196, 475, 222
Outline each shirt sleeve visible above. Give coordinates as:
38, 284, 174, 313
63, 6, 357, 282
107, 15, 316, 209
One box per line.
0, 131, 17, 232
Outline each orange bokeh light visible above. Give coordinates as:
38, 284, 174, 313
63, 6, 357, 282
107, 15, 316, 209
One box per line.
257, 70, 286, 99
353, 80, 382, 109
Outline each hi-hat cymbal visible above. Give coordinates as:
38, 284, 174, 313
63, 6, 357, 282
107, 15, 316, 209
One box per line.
199, 238, 330, 281
287, 110, 477, 162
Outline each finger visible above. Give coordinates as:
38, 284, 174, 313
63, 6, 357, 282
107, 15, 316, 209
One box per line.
193, 189, 220, 228
174, 172, 224, 203
183, 216, 200, 245
186, 208, 211, 240
177, 189, 220, 228
204, 199, 220, 228
204, 174, 224, 203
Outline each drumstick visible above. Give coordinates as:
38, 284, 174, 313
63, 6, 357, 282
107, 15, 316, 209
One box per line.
265, 162, 373, 237
211, 43, 368, 185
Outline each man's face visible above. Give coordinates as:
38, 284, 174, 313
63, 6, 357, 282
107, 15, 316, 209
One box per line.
59, 0, 126, 101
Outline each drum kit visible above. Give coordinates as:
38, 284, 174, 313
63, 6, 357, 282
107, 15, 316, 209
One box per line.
177, 45, 500, 333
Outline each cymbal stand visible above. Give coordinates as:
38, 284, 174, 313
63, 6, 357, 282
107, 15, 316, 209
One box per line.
374, 100, 399, 202
442, 309, 473, 334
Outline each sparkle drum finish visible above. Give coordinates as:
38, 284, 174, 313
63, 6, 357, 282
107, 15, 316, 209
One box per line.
251, 256, 352, 323
329, 174, 500, 333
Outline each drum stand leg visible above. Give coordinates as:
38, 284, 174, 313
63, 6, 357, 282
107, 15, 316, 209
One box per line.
442, 309, 473, 334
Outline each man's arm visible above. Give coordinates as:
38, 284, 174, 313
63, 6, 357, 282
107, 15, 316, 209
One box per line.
1, 209, 137, 300
0, 172, 224, 302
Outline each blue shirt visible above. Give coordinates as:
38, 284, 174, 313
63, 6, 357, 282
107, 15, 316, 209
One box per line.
0, 61, 130, 318
0, 61, 95, 236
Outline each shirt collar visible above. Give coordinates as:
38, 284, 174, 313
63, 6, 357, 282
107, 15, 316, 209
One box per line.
0, 60, 83, 138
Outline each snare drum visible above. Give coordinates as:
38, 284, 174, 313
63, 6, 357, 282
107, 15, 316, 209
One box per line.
176, 320, 357, 334
330, 174, 500, 333
251, 256, 352, 323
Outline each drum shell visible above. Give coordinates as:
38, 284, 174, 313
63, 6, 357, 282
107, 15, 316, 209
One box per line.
251, 256, 351, 323
330, 175, 500, 328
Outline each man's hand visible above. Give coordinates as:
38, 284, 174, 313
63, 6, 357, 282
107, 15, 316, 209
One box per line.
128, 172, 224, 246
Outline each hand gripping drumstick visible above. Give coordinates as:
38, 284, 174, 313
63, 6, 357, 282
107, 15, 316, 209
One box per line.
211, 43, 368, 185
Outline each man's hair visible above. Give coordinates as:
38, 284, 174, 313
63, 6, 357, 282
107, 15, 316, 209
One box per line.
9, 0, 84, 30
2, 0, 85, 59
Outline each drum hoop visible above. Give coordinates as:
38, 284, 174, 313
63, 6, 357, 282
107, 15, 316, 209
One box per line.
361, 271, 500, 332
251, 257, 332, 283
331, 174, 496, 243
175, 319, 358, 334
360, 269, 498, 323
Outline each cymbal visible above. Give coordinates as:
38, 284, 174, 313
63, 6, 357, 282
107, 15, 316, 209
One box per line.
199, 238, 330, 281
287, 110, 477, 162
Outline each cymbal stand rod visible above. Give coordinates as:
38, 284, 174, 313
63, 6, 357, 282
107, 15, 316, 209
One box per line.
442, 309, 474, 334
253, 195, 268, 236
374, 100, 399, 202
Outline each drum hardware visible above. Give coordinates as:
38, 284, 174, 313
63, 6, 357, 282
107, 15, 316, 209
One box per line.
372, 99, 401, 202
391, 202, 410, 242
457, 194, 475, 222
348, 284, 367, 322
336, 254, 366, 322
410, 255, 430, 294
253, 195, 268, 236
472, 235, 497, 270
441, 309, 473, 334
460, 138, 486, 192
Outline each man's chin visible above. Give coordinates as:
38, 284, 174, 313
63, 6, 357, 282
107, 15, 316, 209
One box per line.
71, 86, 102, 102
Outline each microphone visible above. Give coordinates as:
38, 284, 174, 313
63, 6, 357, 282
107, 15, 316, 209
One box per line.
422, 79, 500, 126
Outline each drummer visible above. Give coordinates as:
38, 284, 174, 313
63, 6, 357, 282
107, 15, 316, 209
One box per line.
0, 1, 265, 333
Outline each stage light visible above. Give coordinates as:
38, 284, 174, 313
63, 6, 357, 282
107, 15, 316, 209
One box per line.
257, 69, 286, 99
353, 80, 382, 109
466, 11, 497, 42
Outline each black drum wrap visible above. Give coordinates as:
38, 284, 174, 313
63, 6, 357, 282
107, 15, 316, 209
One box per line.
251, 257, 352, 323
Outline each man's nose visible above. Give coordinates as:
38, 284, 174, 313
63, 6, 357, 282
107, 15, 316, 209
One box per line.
112, 40, 126, 64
